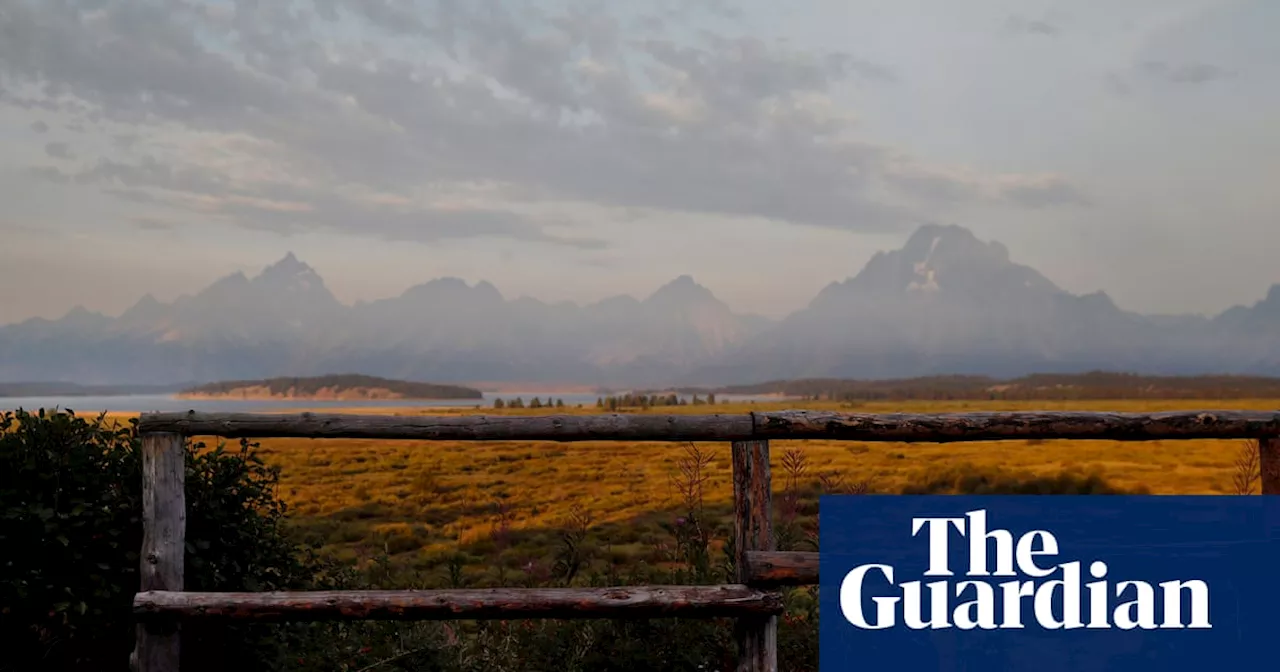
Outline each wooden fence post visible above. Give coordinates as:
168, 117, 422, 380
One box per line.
1261, 438, 1280, 495
134, 432, 186, 672
732, 439, 777, 672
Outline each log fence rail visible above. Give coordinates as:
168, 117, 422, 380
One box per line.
131, 409, 1280, 671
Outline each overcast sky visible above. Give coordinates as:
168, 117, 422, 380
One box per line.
2, 0, 1277, 324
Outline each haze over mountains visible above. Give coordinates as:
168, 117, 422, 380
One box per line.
2, 225, 1278, 387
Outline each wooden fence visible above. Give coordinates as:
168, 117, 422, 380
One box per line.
131, 409, 1280, 672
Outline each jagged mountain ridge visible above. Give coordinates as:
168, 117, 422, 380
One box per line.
690, 225, 1277, 383
0, 254, 765, 385
2, 224, 1278, 386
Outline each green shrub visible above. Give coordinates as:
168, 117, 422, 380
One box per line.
0, 408, 349, 672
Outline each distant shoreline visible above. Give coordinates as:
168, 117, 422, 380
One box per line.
177, 375, 484, 402
466, 381, 604, 394
176, 389, 460, 401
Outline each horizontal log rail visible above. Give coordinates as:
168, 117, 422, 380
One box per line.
137, 411, 755, 441
133, 585, 783, 622
138, 409, 1280, 442
742, 551, 820, 587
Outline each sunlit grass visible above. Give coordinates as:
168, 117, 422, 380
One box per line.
93, 397, 1277, 572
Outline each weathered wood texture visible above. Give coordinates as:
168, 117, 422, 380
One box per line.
134, 433, 185, 672
1261, 438, 1280, 495
742, 551, 819, 587
137, 409, 1280, 442
133, 586, 783, 622
138, 411, 754, 442
754, 409, 1280, 442
732, 440, 777, 672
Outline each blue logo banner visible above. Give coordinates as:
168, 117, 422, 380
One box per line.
818, 496, 1280, 671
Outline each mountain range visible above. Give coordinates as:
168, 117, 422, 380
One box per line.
2, 224, 1278, 386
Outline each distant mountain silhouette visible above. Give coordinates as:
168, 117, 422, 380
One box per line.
2, 225, 1277, 385
0, 254, 765, 385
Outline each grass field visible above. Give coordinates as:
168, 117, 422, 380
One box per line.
98, 397, 1274, 583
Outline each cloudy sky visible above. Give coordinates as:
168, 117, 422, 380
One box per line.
2, 0, 1277, 324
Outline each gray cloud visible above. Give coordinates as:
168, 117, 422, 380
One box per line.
71, 156, 231, 195
1103, 74, 1133, 97
1142, 61, 1231, 84
651, 0, 745, 22
32, 157, 608, 249
132, 217, 175, 231
30, 120, 49, 133
1107, 59, 1232, 97
1005, 15, 1060, 37
43, 141, 74, 159
879, 162, 1089, 211
0, 89, 69, 112
1002, 179, 1090, 208
27, 166, 70, 184
104, 188, 161, 204
0, 221, 50, 236
0, 0, 1086, 247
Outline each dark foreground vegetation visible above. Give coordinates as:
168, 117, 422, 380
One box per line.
719, 371, 1280, 401
179, 374, 483, 400
1, 408, 1205, 672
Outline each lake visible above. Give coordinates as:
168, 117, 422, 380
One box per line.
0, 391, 788, 414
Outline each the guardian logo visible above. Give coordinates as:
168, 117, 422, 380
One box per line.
839, 509, 1212, 631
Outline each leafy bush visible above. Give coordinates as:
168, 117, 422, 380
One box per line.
0, 408, 349, 672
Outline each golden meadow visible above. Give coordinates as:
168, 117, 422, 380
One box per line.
98, 397, 1272, 580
